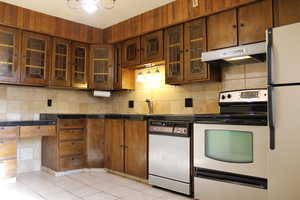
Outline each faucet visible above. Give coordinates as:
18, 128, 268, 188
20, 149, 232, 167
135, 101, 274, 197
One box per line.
145, 99, 154, 114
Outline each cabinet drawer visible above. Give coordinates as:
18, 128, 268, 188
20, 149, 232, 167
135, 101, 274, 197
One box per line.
59, 119, 86, 129
0, 159, 17, 179
20, 125, 56, 138
60, 156, 85, 171
0, 127, 18, 139
59, 129, 84, 141
59, 140, 84, 157
0, 140, 17, 159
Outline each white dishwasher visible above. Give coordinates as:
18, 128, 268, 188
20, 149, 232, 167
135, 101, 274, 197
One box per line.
148, 120, 192, 195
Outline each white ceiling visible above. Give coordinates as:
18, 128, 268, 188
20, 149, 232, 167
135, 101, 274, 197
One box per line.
1, 0, 175, 29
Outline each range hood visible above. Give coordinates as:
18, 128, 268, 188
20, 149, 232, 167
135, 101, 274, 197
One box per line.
202, 42, 266, 64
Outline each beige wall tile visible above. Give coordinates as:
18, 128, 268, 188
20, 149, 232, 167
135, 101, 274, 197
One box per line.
245, 62, 267, 78
0, 86, 7, 99
245, 77, 267, 89
222, 79, 246, 91
222, 64, 245, 80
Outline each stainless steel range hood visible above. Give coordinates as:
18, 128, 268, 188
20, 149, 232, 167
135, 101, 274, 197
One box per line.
202, 42, 266, 64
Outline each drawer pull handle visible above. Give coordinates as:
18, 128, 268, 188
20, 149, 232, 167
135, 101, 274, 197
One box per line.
72, 158, 75, 160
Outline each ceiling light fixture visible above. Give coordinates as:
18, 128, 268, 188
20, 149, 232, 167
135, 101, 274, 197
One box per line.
67, 0, 117, 14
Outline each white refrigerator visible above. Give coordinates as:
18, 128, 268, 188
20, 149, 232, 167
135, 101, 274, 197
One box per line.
267, 22, 300, 200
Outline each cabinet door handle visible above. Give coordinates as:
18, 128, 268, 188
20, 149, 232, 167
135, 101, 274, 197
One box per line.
240, 23, 245, 27
232, 24, 237, 29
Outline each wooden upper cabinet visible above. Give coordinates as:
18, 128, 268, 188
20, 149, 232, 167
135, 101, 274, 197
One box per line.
238, 0, 273, 45
71, 42, 89, 89
141, 30, 164, 64
105, 119, 125, 173
124, 120, 147, 179
113, 44, 135, 90
184, 18, 208, 82
274, 0, 300, 26
89, 44, 114, 90
122, 37, 140, 67
20, 31, 51, 86
49, 38, 71, 87
0, 25, 21, 83
165, 24, 184, 84
207, 9, 238, 50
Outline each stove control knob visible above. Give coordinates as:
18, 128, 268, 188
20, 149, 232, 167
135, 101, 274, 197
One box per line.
221, 95, 226, 100
227, 94, 232, 99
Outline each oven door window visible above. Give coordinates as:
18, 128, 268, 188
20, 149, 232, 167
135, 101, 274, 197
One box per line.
205, 130, 253, 163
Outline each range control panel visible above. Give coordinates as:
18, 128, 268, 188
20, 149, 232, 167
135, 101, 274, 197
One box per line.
219, 89, 268, 103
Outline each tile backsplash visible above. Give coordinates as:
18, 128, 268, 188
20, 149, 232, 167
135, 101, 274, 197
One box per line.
110, 62, 267, 114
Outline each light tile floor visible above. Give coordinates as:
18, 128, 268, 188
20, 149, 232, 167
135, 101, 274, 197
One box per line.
0, 171, 193, 200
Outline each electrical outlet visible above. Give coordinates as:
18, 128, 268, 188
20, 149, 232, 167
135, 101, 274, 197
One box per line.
192, 0, 199, 8
128, 100, 134, 108
47, 99, 52, 107
185, 98, 193, 108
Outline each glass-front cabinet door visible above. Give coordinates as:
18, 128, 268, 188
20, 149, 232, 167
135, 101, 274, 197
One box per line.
89, 45, 114, 90
50, 38, 71, 87
141, 30, 164, 64
21, 32, 50, 85
165, 24, 184, 84
71, 42, 89, 89
0, 26, 20, 83
184, 18, 209, 82
122, 37, 140, 67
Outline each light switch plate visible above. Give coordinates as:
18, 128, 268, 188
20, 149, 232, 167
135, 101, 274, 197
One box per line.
192, 0, 199, 7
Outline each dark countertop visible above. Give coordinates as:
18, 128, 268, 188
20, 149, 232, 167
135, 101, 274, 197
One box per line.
40, 113, 196, 121
0, 120, 56, 127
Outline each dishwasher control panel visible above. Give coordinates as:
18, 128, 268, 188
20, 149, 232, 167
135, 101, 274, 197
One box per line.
149, 120, 191, 137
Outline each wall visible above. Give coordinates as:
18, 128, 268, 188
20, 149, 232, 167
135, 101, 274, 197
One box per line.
109, 62, 267, 114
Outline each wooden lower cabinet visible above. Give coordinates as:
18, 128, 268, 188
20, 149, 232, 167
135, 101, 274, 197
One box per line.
124, 120, 147, 179
0, 127, 18, 180
86, 119, 106, 168
42, 118, 87, 171
105, 119, 148, 179
20, 125, 56, 138
105, 119, 125, 173
60, 156, 85, 171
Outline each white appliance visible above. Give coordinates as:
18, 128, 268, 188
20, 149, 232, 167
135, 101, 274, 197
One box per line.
267, 22, 300, 200
148, 120, 192, 195
194, 89, 268, 200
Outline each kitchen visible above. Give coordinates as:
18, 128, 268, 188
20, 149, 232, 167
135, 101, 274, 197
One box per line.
0, 0, 299, 200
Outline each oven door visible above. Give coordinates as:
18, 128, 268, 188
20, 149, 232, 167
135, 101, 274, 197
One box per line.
193, 123, 268, 178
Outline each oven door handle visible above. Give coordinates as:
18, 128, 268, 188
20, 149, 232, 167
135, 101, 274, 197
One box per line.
267, 28, 275, 150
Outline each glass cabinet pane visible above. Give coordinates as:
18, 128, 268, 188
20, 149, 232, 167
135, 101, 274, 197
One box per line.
0, 30, 15, 78
74, 47, 86, 82
93, 48, 109, 83
185, 19, 208, 81
146, 38, 159, 57
126, 44, 137, 61
90, 45, 113, 90
205, 130, 253, 163
166, 25, 183, 82
25, 37, 46, 79
54, 44, 68, 81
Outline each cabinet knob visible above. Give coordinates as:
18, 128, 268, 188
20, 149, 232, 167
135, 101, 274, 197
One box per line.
240, 23, 245, 27
232, 24, 237, 29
